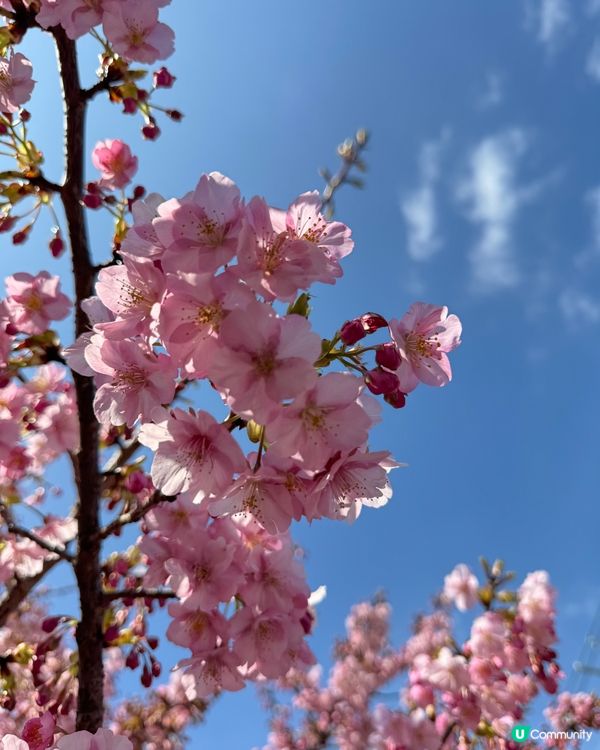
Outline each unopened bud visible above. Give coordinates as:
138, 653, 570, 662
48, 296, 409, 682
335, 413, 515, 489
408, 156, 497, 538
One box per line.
375, 343, 401, 371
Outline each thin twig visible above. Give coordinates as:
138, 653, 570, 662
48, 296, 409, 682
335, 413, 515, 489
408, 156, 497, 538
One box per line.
5, 522, 74, 562
0, 558, 62, 627
0, 170, 62, 193
102, 587, 177, 603
98, 490, 174, 540
320, 129, 369, 218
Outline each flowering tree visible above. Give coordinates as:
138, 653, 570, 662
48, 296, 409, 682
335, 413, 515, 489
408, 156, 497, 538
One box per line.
0, 1, 468, 746
260, 561, 600, 750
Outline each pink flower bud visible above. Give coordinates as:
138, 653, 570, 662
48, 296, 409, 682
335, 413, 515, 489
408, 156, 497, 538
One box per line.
41, 616, 61, 633
375, 342, 402, 370
365, 368, 400, 396
340, 319, 366, 345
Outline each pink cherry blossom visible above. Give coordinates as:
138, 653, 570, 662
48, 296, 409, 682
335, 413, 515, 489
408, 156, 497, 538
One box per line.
56, 729, 133, 750
120, 193, 166, 259
21, 711, 55, 750
36, 0, 104, 39
206, 301, 320, 422
231, 607, 303, 679
5, 271, 71, 335
94, 256, 165, 338
268, 372, 374, 470
0, 52, 35, 113
102, 0, 175, 63
443, 563, 479, 611
286, 190, 354, 261
389, 302, 462, 393
235, 196, 333, 302
164, 531, 242, 609
209, 462, 296, 534
0, 738, 28, 750
92, 139, 138, 190
181, 648, 245, 698
310, 449, 398, 522
153, 172, 243, 274
84, 334, 176, 427
166, 603, 228, 653
140, 408, 246, 501
157, 270, 253, 374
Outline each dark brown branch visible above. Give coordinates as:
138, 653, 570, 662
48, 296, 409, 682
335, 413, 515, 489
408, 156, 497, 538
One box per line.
98, 490, 174, 540
102, 588, 177, 603
52, 26, 103, 733
0, 170, 62, 193
0, 558, 61, 627
4, 523, 74, 562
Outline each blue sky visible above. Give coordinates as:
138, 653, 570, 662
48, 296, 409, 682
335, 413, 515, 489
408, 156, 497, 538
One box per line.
3, 0, 600, 746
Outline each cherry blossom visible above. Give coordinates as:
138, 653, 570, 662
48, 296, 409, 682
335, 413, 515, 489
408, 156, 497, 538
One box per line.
101, 0, 175, 63
206, 301, 321, 422
0, 52, 35, 113
5, 272, 71, 335
56, 729, 133, 750
92, 139, 138, 190
153, 172, 243, 274
36, 0, 104, 40
140, 408, 246, 500
443, 563, 480, 611
389, 302, 462, 392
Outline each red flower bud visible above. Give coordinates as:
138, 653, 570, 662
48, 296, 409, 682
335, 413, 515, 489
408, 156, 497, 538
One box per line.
360, 312, 388, 333
153, 67, 176, 88
125, 649, 140, 670
133, 185, 145, 200
146, 635, 159, 649
384, 388, 406, 409
123, 97, 138, 114
340, 319, 366, 345
375, 343, 402, 371
83, 194, 103, 209
167, 109, 183, 122
42, 616, 61, 633
365, 368, 400, 396
49, 235, 65, 258
12, 229, 28, 245
142, 123, 161, 140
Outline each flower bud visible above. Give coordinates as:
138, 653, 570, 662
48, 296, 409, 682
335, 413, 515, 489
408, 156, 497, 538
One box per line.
375, 343, 401, 370
49, 235, 65, 258
123, 98, 138, 114
365, 368, 400, 396
83, 194, 103, 209
142, 123, 161, 140
360, 312, 388, 333
384, 388, 406, 409
153, 67, 176, 88
340, 319, 366, 345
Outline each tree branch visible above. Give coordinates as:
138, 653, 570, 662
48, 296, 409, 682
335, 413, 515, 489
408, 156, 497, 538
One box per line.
0, 170, 62, 193
102, 587, 177, 603
98, 490, 174, 540
4, 523, 74, 562
52, 25, 104, 733
0, 558, 61, 627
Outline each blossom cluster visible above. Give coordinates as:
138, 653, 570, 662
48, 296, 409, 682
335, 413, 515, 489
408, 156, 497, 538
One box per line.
140, 496, 315, 696
261, 562, 600, 750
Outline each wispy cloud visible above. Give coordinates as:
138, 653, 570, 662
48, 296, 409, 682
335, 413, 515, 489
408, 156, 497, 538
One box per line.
525, 0, 571, 50
586, 187, 600, 249
478, 72, 504, 109
586, 38, 600, 81
559, 287, 600, 323
401, 131, 449, 262
457, 129, 530, 292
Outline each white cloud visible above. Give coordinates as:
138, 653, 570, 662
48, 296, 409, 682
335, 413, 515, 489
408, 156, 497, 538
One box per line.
586, 186, 600, 249
457, 129, 530, 292
586, 38, 600, 81
401, 132, 449, 262
478, 72, 504, 109
526, 0, 571, 50
559, 287, 600, 323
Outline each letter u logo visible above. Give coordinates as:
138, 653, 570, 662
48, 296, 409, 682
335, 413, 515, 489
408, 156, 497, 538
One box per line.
511, 726, 531, 742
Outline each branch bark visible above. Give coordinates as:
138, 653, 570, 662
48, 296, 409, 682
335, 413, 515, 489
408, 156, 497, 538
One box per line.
52, 26, 104, 732
0, 558, 61, 627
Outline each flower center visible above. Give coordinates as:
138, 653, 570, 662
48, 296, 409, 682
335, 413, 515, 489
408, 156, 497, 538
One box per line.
253, 350, 276, 376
